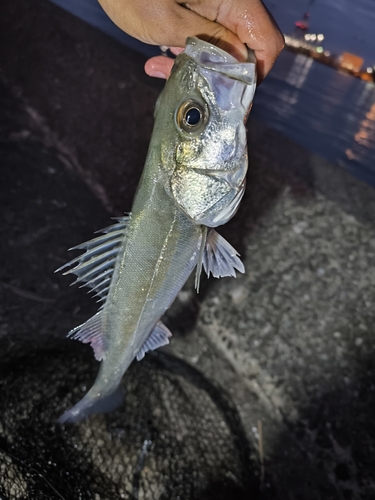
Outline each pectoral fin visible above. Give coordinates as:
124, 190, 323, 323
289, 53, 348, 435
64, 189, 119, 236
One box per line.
136, 322, 172, 361
203, 229, 245, 278
194, 226, 208, 292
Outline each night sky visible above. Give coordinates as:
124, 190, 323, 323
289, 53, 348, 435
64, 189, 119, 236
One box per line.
265, 0, 375, 66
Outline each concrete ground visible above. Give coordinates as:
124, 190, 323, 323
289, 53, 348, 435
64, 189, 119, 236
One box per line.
1, 1, 375, 499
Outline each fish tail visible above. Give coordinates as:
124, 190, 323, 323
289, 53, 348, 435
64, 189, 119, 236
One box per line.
58, 362, 126, 424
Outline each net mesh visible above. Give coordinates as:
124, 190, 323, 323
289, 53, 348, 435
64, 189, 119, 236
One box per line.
0, 344, 259, 500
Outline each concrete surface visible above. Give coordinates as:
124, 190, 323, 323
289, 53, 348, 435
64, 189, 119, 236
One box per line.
1, 0, 375, 499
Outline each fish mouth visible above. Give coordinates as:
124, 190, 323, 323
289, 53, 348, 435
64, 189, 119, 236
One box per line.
185, 37, 257, 85
184, 37, 257, 120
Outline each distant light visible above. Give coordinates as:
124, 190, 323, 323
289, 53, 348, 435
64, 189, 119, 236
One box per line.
346, 148, 355, 160
316, 46, 323, 53
295, 21, 309, 30
324, 50, 331, 57
304, 34, 311, 41
367, 67, 373, 73
317, 34, 324, 42
310, 34, 317, 41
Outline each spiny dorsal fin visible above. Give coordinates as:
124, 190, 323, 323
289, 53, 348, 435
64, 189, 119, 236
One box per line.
55, 215, 130, 301
202, 229, 245, 278
136, 321, 172, 361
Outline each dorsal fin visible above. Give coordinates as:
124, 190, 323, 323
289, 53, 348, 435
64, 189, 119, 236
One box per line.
56, 215, 130, 302
202, 229, 245, 278
136, 322, 172, 361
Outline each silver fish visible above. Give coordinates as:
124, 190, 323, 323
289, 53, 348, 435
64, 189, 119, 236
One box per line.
57, 37, 256, 423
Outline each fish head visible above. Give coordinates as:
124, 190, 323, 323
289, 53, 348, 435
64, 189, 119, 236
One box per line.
157, 37, 257, 227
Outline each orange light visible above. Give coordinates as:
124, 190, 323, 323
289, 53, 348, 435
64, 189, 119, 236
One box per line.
340, 53, 364, 72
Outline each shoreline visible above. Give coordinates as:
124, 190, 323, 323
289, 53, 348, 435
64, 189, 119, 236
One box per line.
284, 35, 375, 83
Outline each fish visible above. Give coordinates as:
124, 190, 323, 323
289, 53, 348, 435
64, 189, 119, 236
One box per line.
57, 37, 257, 423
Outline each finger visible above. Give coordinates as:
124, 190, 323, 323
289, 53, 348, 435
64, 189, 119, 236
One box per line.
99, 0, 248, 62
161, 4, 249, 61
214, 0, 284, 81
145, 48, 183, 79
169, 47, 184, 56
145, 56, 175, 79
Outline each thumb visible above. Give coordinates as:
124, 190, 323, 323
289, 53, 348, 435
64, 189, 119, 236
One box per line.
160, 3, 249, 62
99, 0, 248, 62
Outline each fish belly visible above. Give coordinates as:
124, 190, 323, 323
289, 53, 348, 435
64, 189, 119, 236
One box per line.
106, 191, 201, 366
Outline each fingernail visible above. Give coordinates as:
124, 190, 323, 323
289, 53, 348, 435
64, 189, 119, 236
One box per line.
170, 47, 184, 56
148, 71, 167, 79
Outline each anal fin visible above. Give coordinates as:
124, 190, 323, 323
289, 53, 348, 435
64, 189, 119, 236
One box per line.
136, 322, 172, 361
195, 226, 207, 292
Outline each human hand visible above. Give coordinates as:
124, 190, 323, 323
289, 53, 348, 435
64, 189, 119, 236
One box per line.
98, 0, 284, 82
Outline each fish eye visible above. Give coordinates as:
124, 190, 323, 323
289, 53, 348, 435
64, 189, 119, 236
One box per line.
176, 100, 208, 133
185, 107, 201, 126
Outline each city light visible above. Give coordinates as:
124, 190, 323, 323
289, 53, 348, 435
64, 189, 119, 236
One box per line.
284, 31, 374, 83
286, 10, 374, 83
304, 33, 324, 42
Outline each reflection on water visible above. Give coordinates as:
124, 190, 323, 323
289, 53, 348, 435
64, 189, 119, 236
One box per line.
345, 99, 375, 181
353, 101, 375, 149
275, 54, 313, 120
253, 50, 375, 186
285, 55, 313, 89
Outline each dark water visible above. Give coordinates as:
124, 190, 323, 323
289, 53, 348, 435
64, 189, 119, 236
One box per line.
50, 0, 375, 186
266, 0, 375, 67
253, 50, 375, 185
50, 0, 160, 57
